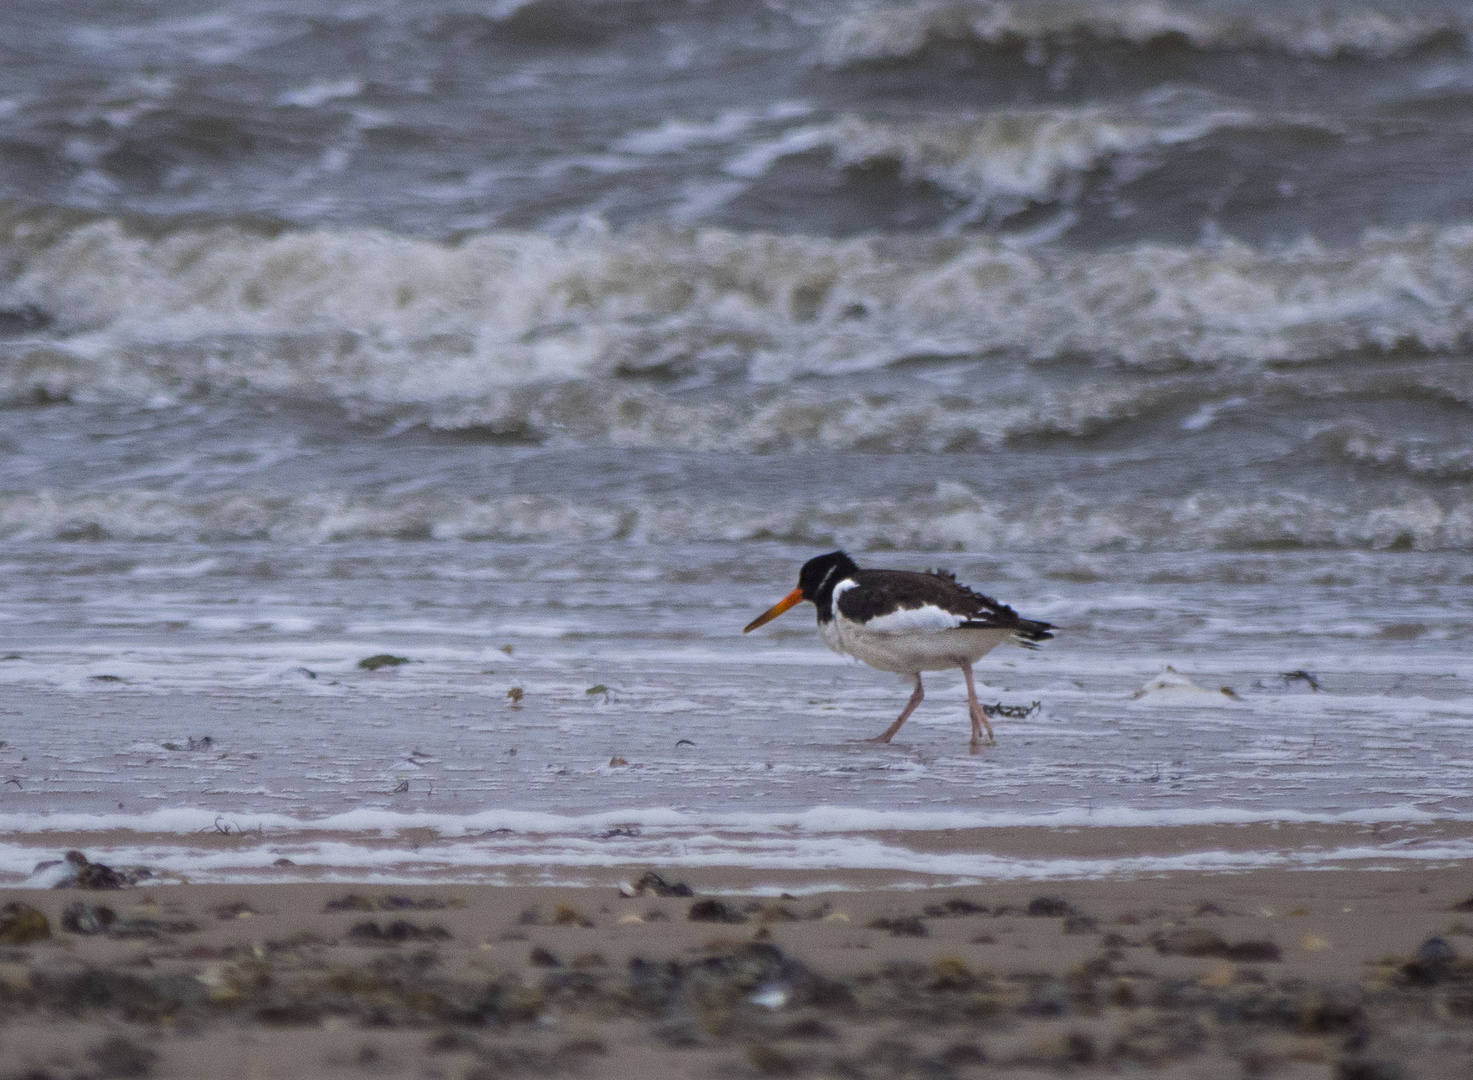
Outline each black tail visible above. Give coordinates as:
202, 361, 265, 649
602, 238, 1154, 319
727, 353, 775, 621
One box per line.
1011, 619, 1054, 648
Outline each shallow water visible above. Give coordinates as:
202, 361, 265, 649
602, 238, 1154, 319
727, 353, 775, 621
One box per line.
0, 542, 1469, 881
0, 0, 1470, 881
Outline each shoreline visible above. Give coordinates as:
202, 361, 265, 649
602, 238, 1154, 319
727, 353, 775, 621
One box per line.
2, 819, 1472, 890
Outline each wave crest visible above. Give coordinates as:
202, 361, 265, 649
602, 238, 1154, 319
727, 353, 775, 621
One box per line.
6, 209, 1473, 411
728, 99, 1305, 214
1317, 423, 1473, 480
2, 484, 1468, 552
823, 1, 1466, 65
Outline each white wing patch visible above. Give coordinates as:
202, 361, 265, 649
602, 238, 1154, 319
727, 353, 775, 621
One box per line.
859, 604, 967, 634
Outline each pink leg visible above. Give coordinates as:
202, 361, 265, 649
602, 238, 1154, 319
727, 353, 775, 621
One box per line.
961, 662, 995, 752
867, 675, 923, 743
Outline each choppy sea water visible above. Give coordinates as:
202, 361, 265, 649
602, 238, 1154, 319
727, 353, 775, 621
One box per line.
0, 0, 1470, 883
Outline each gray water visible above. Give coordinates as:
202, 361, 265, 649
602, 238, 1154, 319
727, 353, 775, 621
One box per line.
0, 0, 1470, 881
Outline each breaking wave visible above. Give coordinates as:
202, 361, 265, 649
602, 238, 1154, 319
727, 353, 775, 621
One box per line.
6, 207, 1473, 415
1318, 424, 1473, 480
727, 98, 1321, 214
822, 1, 1469, 65
1, 482, 1468, 551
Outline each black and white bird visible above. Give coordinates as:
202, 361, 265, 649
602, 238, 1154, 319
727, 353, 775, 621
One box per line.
743, 550, 1053, 751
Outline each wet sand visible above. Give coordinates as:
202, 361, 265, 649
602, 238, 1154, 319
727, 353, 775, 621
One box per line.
0, 866, 1471, 1078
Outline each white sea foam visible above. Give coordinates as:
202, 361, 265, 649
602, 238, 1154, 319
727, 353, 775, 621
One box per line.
823, 1, 1468, 66
7, 215, 1473, 410
68, 11, 304, 67
0, 802, 1457, 837
0, 804, 1468, 885
727, 101, 1286, 212
0, 483, 1467, 550
1316, 423, 1473, 480
614, 102, 812, 156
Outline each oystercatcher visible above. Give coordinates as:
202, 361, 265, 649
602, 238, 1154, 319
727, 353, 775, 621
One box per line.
743, 551, 1053, 751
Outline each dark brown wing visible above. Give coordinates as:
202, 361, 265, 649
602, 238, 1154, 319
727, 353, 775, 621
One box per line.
842, 569, 1054, 644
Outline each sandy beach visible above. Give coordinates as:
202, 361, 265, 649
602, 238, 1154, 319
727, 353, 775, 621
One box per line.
4, 0, 1473, 1076
0, 863, 1468, 1078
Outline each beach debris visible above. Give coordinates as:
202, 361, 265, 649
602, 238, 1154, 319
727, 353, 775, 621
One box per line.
1027, 896, 1073, 917
211, 902, 259, 920
346, 919, 450, 944
529, 946, 561, 967
60, 901, 197, 939
749, 982, 790, 1009
513, 903, 593, 927
689, 899, 748, 924
930, 958, 973, 990
500, 644, 514, 655
608, 756, 628, 767
325, 894, 447, 913
206, 816, 261, 837
586, 684, 610, 699
0, 902, 51, 943
89, 674, 125, 683
1132, 666, 1240, 702
554, 904, 595, 927
1401, 936, 1457, 985
507, 686, 524, 707
358, 654, 410, 670
922, 898, 988, 917
61, 902, 116, 935
866, 915, 928, 937
382, 894, 450, 910
1152, 927, 1281, 961
1280, 669, 1323, 691
675, 738, 696, 747
982, 700, 1041, 719
619, 871, 693, 898
48, 850, 154, 889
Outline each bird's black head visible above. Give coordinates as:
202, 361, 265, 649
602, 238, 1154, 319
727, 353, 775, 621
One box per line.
742, 550, 860, 633
797, 550, 859, 604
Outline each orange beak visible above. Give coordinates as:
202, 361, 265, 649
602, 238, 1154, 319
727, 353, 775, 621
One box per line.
743, 586, 805, 633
